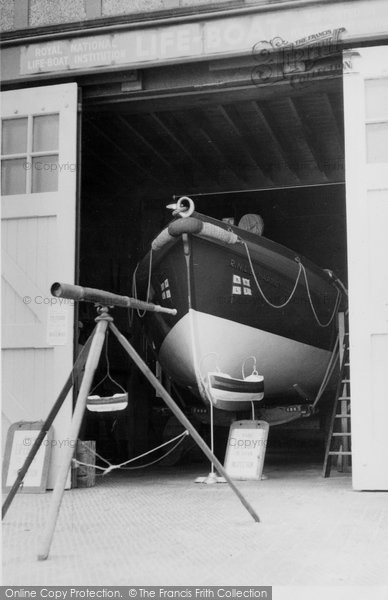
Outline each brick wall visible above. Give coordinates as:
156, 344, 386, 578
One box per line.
0, 0, 294, 32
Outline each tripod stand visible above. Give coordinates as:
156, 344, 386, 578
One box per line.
3, 282, 260, 560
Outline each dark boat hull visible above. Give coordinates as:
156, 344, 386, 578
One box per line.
137, 213, 340, 411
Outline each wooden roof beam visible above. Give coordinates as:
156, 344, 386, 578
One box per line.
86, 146, 131, 185
86, 118, 163, 185
250, 101, 300, 184
117, 115, 175, 172
322, 92, 345, 154
171, 111, 226, 187
286, 97, 329, 182
219, 105, 274, 186
149, 113, 206, 175
191, 110, 249, 185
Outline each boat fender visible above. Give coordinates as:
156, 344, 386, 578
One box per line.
168, 218, 239, 245
151, 217, 204, 251
151, 228, 175, 251
168, 217, 203, 237
201, 222, 239, 245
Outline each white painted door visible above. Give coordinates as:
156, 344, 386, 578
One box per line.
1, 83, 78, 488
344, 47, 388, 490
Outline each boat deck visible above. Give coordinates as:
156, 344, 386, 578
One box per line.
2, 452, 388, 591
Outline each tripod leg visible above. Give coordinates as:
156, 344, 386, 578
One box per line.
2, 328, 96, 520
37, 317, 110, 560
109, 322, 260, 524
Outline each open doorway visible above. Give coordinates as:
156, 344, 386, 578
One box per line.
78, 69, 347, 468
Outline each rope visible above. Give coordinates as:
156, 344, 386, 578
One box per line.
301, 263, 341, 328
72, 430, 189, 476
243, 240, 302, 309
243, 240, 341, 327
89, 330, 126, 396
242, 355, 258, 380
120, 437, 188, 470
78, 440, 111, 466
131, 249, 153, 318
311, 335, 340, 410
199, 352, 222, 380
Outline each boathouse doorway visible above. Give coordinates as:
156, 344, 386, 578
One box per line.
77, 58, 348, 470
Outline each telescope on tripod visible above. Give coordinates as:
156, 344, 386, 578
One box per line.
51, 282, 178, 315
2, 282, 260, 561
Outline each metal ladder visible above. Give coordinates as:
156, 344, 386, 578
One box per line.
322, 323, 351, 477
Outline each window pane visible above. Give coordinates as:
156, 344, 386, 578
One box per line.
32, 155, 59, 192
366, 123, 388, 163
365, 79, 388, 120
1, 118, 28, 155
33, 114, 59, 152
1, 159, 27, 195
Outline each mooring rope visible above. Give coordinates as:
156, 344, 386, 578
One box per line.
73, 430, 189, 476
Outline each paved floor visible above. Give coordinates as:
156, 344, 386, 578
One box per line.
2, 453, 388, 589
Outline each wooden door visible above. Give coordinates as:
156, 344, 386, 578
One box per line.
1, 83, 78, 488
344, 47, 388, 490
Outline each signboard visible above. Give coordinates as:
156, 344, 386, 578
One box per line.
2, 422, 53, 493
19, 17, 346, 76
0, 1, 384, 83
224, 420, 269, 480
47, 302, 69, 346
20, 25, 204, 75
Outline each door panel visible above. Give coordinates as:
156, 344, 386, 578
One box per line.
344, 47, 388, 490
1, 83, 78, 488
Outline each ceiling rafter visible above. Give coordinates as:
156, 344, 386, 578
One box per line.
85, 146, 132, 186
191, 109, 249, 185
86, 118, 163, 185
250, 101, 300, 184
149, 113, 207, 176
286, 97, 329, 182
322, 93, 345, 154
219, 105, 274, 186
171, 110, 226, 187
226, 101, 289, 185
118, 115, 175, 172
207, 105, 257, 169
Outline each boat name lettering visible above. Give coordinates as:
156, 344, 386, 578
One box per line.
230, 258, 250, 274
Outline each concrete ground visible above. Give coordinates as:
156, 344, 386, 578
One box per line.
2, 452, 388, 590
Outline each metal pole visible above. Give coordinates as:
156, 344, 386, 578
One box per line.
2, 330, 95, 520
37, 312, 111, 560
109, 322, 261, 524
